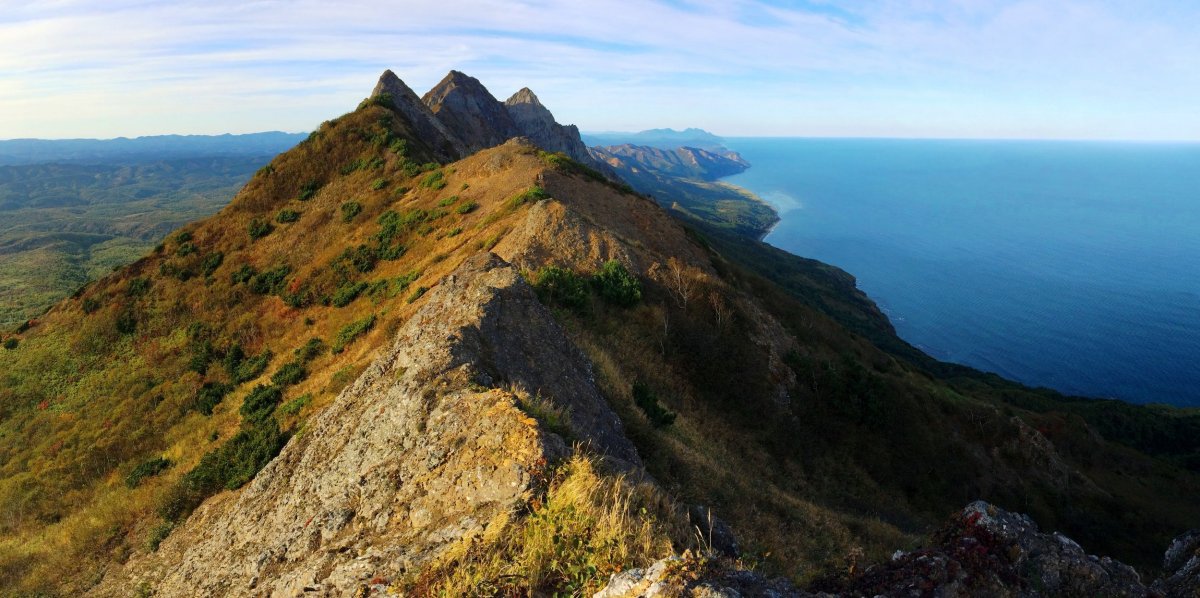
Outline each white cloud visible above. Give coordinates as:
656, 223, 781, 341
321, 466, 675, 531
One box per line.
0, 0, 1197, 139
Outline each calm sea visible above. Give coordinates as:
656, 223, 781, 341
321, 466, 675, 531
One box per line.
723, 138, 1200, 406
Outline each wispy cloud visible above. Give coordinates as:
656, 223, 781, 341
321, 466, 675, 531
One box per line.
1, 0, 1197, 139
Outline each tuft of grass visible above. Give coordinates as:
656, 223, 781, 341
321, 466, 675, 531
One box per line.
248, 218, 274, 240
406, 286, 428, 304
340, 201, 362, 223
454, 201, 478, 215
403, 454, 683, 596
419, 170, 447, 190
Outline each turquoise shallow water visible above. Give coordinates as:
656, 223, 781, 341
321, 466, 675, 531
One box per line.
722, 138, 1200, 406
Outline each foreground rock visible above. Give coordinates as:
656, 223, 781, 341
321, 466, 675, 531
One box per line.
825, 501, 1148, 597
93, 254, 639, 596
1155, 529, 1200, 597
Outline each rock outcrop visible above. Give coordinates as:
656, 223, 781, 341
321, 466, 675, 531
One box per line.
829, 501, 1149, 597
421, 70, 522, 154
371, 69, 468, 162
1155, 529, 1200, 597
504, 87, 594, 165
94, 254, 640, 596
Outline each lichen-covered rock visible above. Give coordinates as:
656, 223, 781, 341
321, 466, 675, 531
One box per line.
1155, 529, 1200, 597
831, 501, 1148, 597
93, 254, 639, 596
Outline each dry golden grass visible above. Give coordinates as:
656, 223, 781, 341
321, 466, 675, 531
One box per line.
403, 453, 686, 596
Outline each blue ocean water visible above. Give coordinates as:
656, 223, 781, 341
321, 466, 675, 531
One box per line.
723, 138, 1200, 406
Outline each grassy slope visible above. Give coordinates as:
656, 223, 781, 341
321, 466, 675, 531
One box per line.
1, 97, 1197, 596
0, 157, 277, 327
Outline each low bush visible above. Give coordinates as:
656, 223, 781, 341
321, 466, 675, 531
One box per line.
406, 286, 428, 304
298, 179, 321, 201
279, 393, 312, 416
275, 209, 301, 223
332, 314, 376, 353
201, 252, 224, 277
632, 382, 676, 428
533, 266, 588, 311
592, 260, 642, 307
455, 201, 478, 214
294, 337, 326, 362
192, 381, 233, 415
371, 178, 389, 190
270, 361, 307, 387
341, 201, 362, 223
248, 218, 274, 240
239, 384, 283, 423
125, 457, 171, 489
159, 418, 286, 522
331, 281, 369, 307
419, 170, 447, 190
3, 338, 17, 350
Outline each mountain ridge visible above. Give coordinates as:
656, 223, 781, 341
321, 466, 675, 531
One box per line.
0, 69, 1197, 596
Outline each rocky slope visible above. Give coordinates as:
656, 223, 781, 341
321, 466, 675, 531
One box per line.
93, 253, 638, 596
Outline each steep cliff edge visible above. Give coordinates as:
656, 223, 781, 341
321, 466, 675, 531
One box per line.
93, 254, 639, 596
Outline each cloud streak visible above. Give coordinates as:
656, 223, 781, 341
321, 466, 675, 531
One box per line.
1, 0, 1197, 140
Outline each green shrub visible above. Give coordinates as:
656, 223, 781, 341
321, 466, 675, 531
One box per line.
115, 308, 138, 334
446, 227, 463, 238
275, 209, 301, 223
358, 92, 394, 110
510, 185, 550, 208
533, 266, 588, 310
455, 201, 478, 215
298, 180, 321, 201
419, 170, 447, 190
632, 382, 676, 428
592, 260, 642, 307
175, 231, 193, 244
126, 277, 151, 297
249, 265, 291, 295
81, 297, 101, 314
389, 138, 408, 156
201, 252, 224, 277
371, 178, 389, 190
332, 314, 376, 353
337, 244, 377, 274
147, 521, 174, 552
248, 218, 274, 240
294, 338, 326, 362
270, 361, 307, 387
176, 242, 197, 257
331, 281, 368, 307
279, 393, 312, 416
341, 201, 362, 223
193, 381, 233, 416
406, 286, 428, 304
3, 338, 18, 350
231, 264, 257, 285
239, 384, 282, 423
225, 346, 273, 384
159, 418, 286, 522
437, 196, 458, 207
125, 457, 171, 489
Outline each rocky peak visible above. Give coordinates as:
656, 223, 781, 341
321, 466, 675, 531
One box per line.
502, 87, 603, 169
370, 69, 467, 161
421, 70, 521, 153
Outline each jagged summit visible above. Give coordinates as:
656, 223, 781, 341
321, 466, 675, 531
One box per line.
366, 69, 609, 170
506, 87, 544, 107
421, 70, 521, 153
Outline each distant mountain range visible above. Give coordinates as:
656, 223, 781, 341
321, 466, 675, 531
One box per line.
583, 127, 727, 151
0, 132, 306, 166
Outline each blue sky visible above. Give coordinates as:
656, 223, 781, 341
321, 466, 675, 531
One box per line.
2, 0, 1198, 140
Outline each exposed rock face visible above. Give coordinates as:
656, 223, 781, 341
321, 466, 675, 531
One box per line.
1155, 529, 1200, 597
422, 70, 522, 154
832, 501, 1149, 597
504, 87, 594, 165
93, 254, 640, 596
371, 69, 467, 162
590, 144, 750, 181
